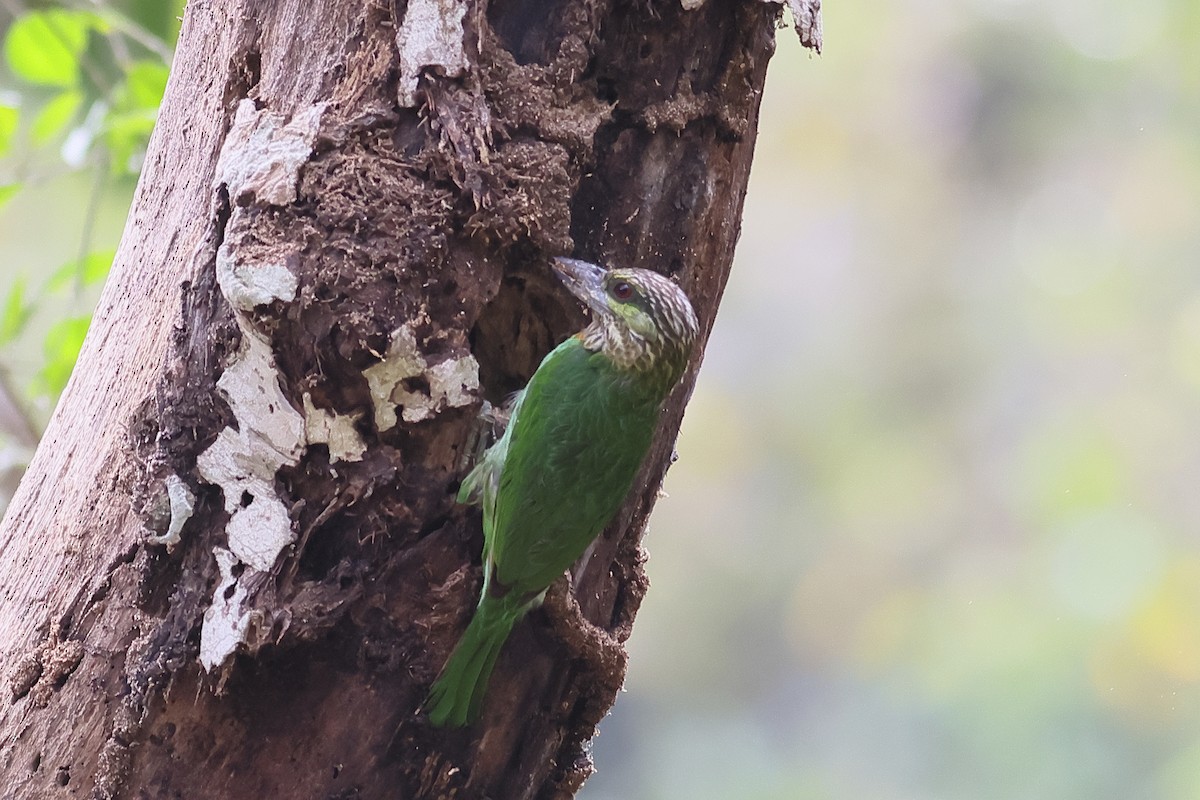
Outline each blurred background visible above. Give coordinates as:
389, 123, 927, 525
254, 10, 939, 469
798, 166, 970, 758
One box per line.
0, 0, 177, 496
3, 1, 1200, 798
591, 3, 1200, 800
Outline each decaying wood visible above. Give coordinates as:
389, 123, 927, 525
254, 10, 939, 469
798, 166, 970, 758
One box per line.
0, 0, 819, 797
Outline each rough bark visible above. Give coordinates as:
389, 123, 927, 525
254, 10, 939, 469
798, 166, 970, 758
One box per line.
0, 0, 818, 798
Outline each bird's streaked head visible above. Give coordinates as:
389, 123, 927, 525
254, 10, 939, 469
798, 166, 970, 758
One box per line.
552, 257, 699, 377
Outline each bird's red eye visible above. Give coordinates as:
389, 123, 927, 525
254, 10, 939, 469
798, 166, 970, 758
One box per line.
612, 281, 635, 300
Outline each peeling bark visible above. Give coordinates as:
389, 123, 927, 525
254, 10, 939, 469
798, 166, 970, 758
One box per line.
0, 0, 818, 797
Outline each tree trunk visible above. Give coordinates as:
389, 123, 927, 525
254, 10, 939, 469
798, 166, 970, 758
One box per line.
0, 1, 818, 798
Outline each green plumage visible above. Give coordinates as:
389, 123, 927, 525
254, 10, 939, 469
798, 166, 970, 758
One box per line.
426, 257, 698, 728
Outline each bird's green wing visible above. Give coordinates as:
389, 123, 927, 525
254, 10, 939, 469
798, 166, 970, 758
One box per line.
488, 337, 662, 596
458, 389, 528, 598
457, 390, 526, 507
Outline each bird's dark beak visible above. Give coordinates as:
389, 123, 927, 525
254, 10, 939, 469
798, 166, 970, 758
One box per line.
552, 257, 609, 317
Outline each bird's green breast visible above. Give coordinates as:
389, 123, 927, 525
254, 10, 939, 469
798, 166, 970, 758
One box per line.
488, 336, 667, 594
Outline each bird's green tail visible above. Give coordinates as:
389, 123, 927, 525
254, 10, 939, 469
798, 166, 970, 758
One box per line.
425, 593, 525, 727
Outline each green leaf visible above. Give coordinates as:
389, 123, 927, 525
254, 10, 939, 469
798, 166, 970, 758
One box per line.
31, 90, 83, 144
0, 278, 33, 345
81, 250, 116, 285
4, 10, 97, 87
0, 105, 17, 154
39, 315, 92, 396
0, 184, 18, 209
121, 60, 170, 111
46, 250, 116, 292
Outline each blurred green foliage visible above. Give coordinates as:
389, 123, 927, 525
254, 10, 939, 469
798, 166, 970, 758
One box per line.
2, 0, 1200, 798
5, 10, 90, 86
0, 1, 178, 429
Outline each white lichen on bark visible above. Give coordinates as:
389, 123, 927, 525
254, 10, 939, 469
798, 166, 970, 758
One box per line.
394, 0, 468, 106
215, 99, 327, 205
195, 100, 327, 671
199, 548, 259, 671
420, 357, 481, 419
303, 393, 367, 463
144, 474, 196, 549
216, 254, 299, 313
195, 329, 303, 572
195, 328, 300, 667
363, 322, 480, 430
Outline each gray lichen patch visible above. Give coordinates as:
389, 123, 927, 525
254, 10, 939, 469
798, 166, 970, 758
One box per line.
144, 474, 195, 549
364, 321, 480, 430
196, 331, 302, 572
303, 393, 367, 463
199, 547, 261, 671
421, 357, 482, 420
394, 0, 468, 106
193, 109, 321, 667
215, 100, 327, 205
216, 250, 299, 314
197, 106, 310, 593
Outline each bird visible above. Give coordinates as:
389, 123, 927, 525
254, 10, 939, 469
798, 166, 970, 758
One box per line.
425, 256, 700, 727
